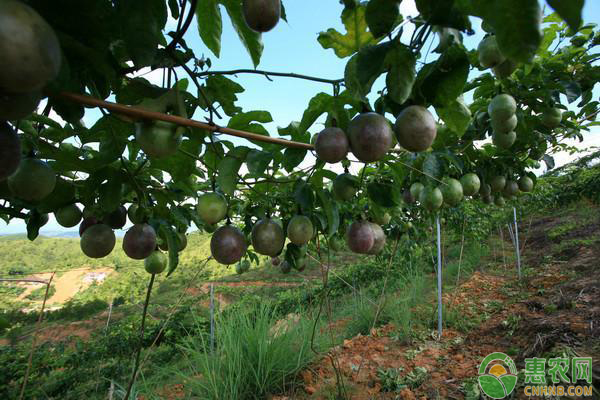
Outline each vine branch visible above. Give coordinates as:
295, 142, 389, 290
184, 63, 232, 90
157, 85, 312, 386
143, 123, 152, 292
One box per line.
196, 69, 345, 85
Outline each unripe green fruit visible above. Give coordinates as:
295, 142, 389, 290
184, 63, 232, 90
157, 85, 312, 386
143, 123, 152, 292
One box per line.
373, 212, 391, 226
460, 173, 481, 197
8, 158, 56, 202
159, 232, 188, 252
441, 178, 463, 207
394, 106, 437, 152
127, 204, 144, 224
480, 183, 492, 197
494, 196, 506, 207
55, 204, 82, 228
490, 176, 506, 193
197, 193, 228, 225
135, 120, 182, 158
541, 108, 562, 128
482, 195, 493, 205
80, 224, 116, 259
419, 187, 443, 211
287, 215, 314, 245
492, 131, 516, 149
410, 182, 424, 200
518, 176, 534, 192
478, 36, 505, 68
493, 59, 518, 78
333, 173, 358, 201
145, 251, 167, 274
491, 114, 517, 134
488, 94, 517, 121
503, 180, 519, 197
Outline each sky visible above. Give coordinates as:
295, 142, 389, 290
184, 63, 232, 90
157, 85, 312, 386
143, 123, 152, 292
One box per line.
2, 0, 599, 235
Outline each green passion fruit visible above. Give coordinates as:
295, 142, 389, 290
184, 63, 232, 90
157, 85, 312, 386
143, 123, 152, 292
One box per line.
410, 182, 424, 200
503, 180, 519, 197
251, 218, 285, 256
494, 196, 506, 207
287, 215, 314, 246
8, 158, 56, 202
419, 187, 443, 211
373, 212, 391, 226
144, 250, 167, 274
211, 225, 247, 265
315, 127, 349, 163
346, 220, 375, 254
0, 0, 61, 93
488, 94, 517, 121
394, 106, 437, 152
347, 112, 393, 162
197, 192, 228, 225
135, 120, 182, 159
80, 224, 116, 259
491, 114, 517, 134
333, 173, 358, 201
460, 173, 481, 196
492, 131, 516, 149
441, 178, 463, 207
123, 223, 157, 260
490, 176, 506, 193
0, 90, 41, 120
518, 176, 534, 192
159, 231, 187, 252
477, 35, 505, 68
55, 204, 82, 228
541, 108, 563, 128
0, 122, 21, 181
482, 194, 494, 205
492, 59, 518, 78
242, 0, 281, 33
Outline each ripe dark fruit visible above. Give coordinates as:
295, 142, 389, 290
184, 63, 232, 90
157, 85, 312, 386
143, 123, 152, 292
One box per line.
518, 176, 534, 192
315, 127, 349, 163
145, 251, 167, 274
394, 106, 437, 152
347, 112, 393, 162
123, 223, 157, 260
0, 0, 61, 93
211, 225, 247, 265
197, 192, 228, 225
403, 188, 415, 204
127, 204, 144, 224
287, 215, 314, 245
242, 0, 281, 32
55, 204, 82, 228
0, 90, 41, 120
460, 173, 481, 196
104, 205, 127, 229
410, 182, 424, 200
503, 180, 519, 197
8, 158, 56, 202
0, 122, 21, 181
80, 224, 116, 259
441, 178, 463, 207
419, 187, 443, 211
271, 256, 281, 266
332, 173, 358, 201
493, 131, 516, 149
368, 223, 386, 255
488, 94, 517, 121
491, 114, 517, 134
135, 120, 182, 158
490, 176, 506, 193
252, 218, 285, 256
541, 108, 562, 128
79, 217, 99, 236
346, 221, 374, 254
478, 36, 505, 68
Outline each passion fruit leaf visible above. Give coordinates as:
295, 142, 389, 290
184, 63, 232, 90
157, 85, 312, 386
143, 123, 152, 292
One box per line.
282, 148, 307, 172
294, 181, 315, 211
299, 92, 335, 134
318, 4, 380, 58
26, 210, 46, 241
196, 0, 223, 57
385, 43, 417, 105
416, 0, 471, 31
246, 149, 272, 176
367, 182, 402, 208
417, 45, 469, 106
98, 171, 124, 213
315, 188, 340, 237
542, 154, 555, 170
217, 146, 250, 195
546, 0, 584, 32
436, 98, 472, 137
356, 42, 394, 94
203, 75, 245, 117
219, 0, 264, 67
157, 222, 180, 276
365, 0, 400, 38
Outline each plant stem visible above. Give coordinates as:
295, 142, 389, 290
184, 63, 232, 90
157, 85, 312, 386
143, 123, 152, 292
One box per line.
196, 69, 344, 85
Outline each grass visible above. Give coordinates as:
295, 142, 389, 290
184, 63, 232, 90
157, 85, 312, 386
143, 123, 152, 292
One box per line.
547, 221, 579, 240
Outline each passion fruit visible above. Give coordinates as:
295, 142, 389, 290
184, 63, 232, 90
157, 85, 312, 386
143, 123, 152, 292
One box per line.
80, 224, 116, 259
287, 215, 314, 246
488, 94, 517, 121
492, 131, 516, 149
135, 120, 182, 158
480, 183, 492, 197
79, 217, 99, 236
494, 196, 506, 207
0, 122, 21, 181
332, 173, 358, 201
394, 106, 437, 152
492, 59, 518, 78
0, 0, 62, 93
373, 212, 391, 226
490, 176, 506, 193
55, 204, 82, 228
123, 223, 157, 260
271, 256, 281, 266
441, 178, 464, 207
197, 192, 228, 225
367, 223, 386, 255
503, 180, 519, 197
403, 188, 415, 204
8, 158, 56, 202
251, 218, 285, 256
518, 176, 534, 192
315, 127, 349, 163
0, 90, 41, 120
541, 108, 562, 128
210, 225, 247, 265
346, 220, 374, 254
347, 112, 393, 162
410, 182, 424, 200
460, 173, 481, 196
103, 205, 127, 229
491, 114, 517, 134
280, 260, 292, 274
419, 187, 443, 211
242, 0, 281, 33
127, 204, 144, 224
477, 36, 505, 68
144, 250, 167, 274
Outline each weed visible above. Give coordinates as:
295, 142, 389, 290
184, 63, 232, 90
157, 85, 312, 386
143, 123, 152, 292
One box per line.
378, 366, 428, 392
502, 314, 521, 336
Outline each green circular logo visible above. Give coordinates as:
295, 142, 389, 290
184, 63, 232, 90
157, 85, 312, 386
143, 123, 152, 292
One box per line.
478, 352, 518, 399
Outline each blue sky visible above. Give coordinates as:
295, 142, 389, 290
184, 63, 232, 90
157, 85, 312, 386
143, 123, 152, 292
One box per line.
2, 0, 599, 235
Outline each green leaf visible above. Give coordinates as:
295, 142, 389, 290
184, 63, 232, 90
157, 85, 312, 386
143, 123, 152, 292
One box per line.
219, 0, 264, 66
365, 0, 401, 38
228, 110, 273, 138
357, 41, 394, 91
367, 181, 401, 207
151, 138, 203, 181
98, 170, 124, 213
560, 81, 582, 103
168, 0, 180, 19
196, 0, 223, 57
217, 146, 250, 195
542, 154, 555, 170
315, 188, 340, 237
417, 45, 469, 106
246, 149, 272, 176
203, 75, 244, 117
385, 43, 417, 105
294, 181, 315, 211
26, 211, 46, 241
422, 153, 442, 181
436, 97, 472, 137
318, 4, 380, 58
282, 148, 307, 172
158, 222, 180, 276
546, 0, 584, 31
415, 0, 471, 31
299, 93, 333, 134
